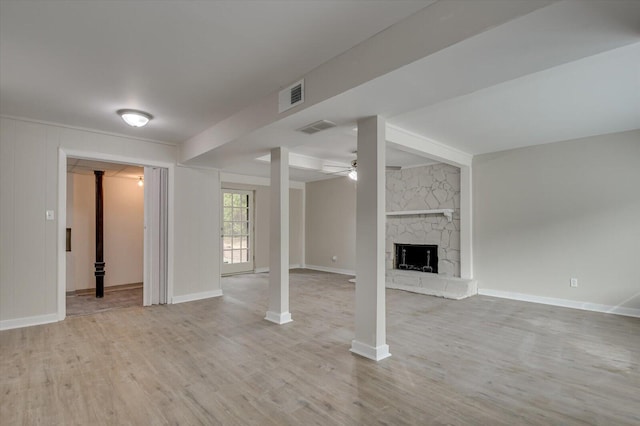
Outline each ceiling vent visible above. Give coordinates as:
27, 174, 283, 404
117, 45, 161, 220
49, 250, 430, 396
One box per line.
278, 79, 304, 113
297, 119, 337, 135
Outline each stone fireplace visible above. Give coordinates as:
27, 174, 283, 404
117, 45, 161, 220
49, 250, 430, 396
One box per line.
394, 243, 438, 273
385, 164, 477, 300
386, 163, 460, 277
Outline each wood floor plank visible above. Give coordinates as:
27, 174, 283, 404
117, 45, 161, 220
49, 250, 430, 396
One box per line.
1, 269, 639, 425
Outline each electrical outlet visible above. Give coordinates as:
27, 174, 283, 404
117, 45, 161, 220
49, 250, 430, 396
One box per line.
570, 278, 578, 288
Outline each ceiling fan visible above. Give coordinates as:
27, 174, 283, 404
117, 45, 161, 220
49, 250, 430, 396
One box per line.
323, 156, 401, 181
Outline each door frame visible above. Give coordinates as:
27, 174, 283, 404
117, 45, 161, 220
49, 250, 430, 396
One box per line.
220, 188, 255, 275
57, 148, 175, 320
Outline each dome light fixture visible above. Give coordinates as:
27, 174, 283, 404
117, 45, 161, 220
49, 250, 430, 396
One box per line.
117, 109, 153, 127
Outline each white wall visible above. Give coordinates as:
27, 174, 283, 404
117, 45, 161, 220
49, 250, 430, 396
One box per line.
221, 182, 304, 270
0, 117, 221, 327
67, 173, 144, 291
173, 166, 220, 297
473, 130, 640, 312
103, 175, 144, 288
1, 119, 58, 322
305, 176, 357, 273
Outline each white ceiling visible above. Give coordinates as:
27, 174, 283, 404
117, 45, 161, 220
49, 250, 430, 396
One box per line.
2, 1, 639, 183
0, 0, 431, 143
393, 42, 640, 155
180, 0, 640, 181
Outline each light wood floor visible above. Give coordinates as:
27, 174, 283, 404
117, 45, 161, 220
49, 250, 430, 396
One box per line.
66, 286, 142, 317
1, 270, 639, 425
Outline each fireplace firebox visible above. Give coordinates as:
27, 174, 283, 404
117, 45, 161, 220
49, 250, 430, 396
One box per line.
394, 244, 438, 273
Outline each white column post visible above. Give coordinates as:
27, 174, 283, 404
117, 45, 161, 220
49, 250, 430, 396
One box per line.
350, 116, 390, 361
265, 147, 292, 324
460, 165, 473, 280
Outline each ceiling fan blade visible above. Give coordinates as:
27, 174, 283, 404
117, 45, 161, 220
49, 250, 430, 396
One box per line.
323, 168, 351, 175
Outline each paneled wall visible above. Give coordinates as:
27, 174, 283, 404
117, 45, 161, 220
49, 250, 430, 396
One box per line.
0, 117, 221, 327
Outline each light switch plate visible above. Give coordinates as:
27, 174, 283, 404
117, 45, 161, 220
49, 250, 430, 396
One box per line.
46, 210, 55, 221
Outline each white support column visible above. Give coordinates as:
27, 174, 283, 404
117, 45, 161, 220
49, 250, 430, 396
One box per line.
460, 165, 473, 280
265, 147, 292, 324
350, 116, 390, 361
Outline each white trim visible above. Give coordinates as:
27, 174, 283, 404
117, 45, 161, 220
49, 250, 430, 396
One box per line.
304, 264, 355, 276
300, 184, 306, 269
220, 172, 305, 189
253, 264, 302, 274
264, 311, 293, 324
0, 114, 175, 147
256, 152, 343, 172
221, 189, 255, 275
386, 124, 473, 167
386, 209, 453, 221
350, 340, 391, 361
172, 289, 223, 304
57, 149, 67, 321
58, 148, 176, 318
0, 313, 59, 331
62, 148, 174, 169
478, 289, 640, 318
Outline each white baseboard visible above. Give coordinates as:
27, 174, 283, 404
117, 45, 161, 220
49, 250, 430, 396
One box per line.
478, 289, 640, 318
254, 264, 302, 274
304, 264, 355, 276
0, 313, 59, 331
264, 311, 293, 324
350, 340, 391, 361
172, 289, 223, 304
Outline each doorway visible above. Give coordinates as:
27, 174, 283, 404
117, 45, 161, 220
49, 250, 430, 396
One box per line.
221, 189, 254, 275
63, 157, 168, 316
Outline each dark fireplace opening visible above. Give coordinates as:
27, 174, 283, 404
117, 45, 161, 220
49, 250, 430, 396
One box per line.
394, 244, 438, 273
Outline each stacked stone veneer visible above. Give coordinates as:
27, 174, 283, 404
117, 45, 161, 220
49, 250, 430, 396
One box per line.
386, 163, 460, 277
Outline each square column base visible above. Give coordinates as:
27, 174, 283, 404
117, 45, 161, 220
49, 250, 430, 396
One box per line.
350, 340, 391, 361
265, 311, 293, 325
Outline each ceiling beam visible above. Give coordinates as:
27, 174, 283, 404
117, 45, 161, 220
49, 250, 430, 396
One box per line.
386, 124, 472, 168
180, 0, 553, 165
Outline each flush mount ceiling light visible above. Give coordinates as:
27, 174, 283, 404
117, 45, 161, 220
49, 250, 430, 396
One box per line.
117, 109, 153, 127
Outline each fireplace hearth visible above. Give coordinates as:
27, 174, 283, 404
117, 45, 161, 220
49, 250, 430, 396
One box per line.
394, 244, 438, 273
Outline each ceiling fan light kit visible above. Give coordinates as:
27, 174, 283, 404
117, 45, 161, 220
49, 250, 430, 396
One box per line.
323, 157, 400, 180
